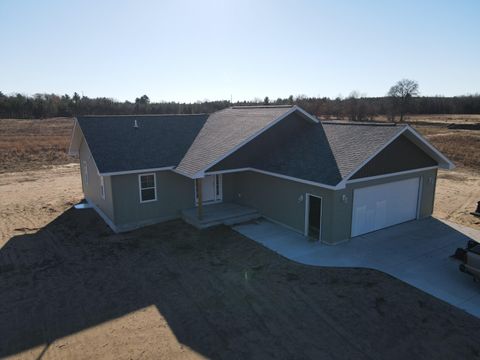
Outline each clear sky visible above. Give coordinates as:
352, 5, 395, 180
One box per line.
1, 0, 479, 102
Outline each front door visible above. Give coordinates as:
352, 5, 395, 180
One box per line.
306, 194, 322, 241
195, 175, 222, 204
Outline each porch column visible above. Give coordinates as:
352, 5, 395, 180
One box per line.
197, 178, 203, 220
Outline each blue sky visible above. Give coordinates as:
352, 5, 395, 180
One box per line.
1, 0, 479, 102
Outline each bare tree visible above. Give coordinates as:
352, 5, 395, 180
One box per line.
387, 79, 419, 122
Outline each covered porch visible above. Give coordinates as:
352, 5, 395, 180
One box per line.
181, 202, 260, 229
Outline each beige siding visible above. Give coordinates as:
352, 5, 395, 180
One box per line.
79, 139, 115, 221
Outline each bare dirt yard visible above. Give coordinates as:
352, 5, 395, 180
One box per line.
1, 166, 480, 360
1, 116, 480, 359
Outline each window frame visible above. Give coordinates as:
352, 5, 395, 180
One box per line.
100, 175, 105, 200
138, 173, 157, 203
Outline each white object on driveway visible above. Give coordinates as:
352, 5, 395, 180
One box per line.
233, 217, 480, 318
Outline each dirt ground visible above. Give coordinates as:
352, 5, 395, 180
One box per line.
1, 165, 480, 360
435, 168, 480, 229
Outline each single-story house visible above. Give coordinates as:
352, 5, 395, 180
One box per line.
68, 105, 454, 244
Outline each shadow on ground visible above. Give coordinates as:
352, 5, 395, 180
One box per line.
1, 208, 479, 359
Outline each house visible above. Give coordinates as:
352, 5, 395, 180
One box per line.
68, 105, 454, 244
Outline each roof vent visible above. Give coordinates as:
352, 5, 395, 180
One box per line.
133, 119, 139, 129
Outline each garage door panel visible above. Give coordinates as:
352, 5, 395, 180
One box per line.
352, 178, 420, 237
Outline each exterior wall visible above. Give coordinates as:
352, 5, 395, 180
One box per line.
227, 168, 438, 244
110, 170, 195, 231
351, 134, 437, 179
332, 168, 437, 242
229, 171, 336, 243
79, 139, 115, 221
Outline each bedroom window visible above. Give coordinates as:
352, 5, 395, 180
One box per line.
100, 176, 105, 200
139, 173, 157, 203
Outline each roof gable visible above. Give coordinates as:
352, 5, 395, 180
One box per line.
72, 114, 208, 174
322, 122, 406, 179
350, 134, 438, 179
175, 106, 316, 178
208, 113, 342, 185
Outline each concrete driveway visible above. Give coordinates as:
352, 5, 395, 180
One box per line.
233, 217, 480, 318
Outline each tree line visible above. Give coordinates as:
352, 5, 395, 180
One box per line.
1, 89, 479, 121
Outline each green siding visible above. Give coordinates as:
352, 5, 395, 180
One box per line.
230, 171, 336, 242
111, 170, 195, 231
226, 168, 437, 244
79, 139, 115, 220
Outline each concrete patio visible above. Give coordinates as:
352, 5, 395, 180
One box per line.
233, 217, 480, 318
182, 202, 260, 229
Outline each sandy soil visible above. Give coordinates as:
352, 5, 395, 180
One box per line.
1, 165, 480, 359
0, 164, 82, 245
435, 168, 480, 230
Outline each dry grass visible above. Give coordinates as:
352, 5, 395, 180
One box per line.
373, 114, 480, 124
0, 116, 479, 174
414, 125, 480, 170
0, 117, 74, 173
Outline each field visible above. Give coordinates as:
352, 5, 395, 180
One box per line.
0, 117, 74, 173
0, 115, 479, 229
0, 165, 479, 359
0, 115, 480, 358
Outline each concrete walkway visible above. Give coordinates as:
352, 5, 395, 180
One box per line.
233, 217, 480, 318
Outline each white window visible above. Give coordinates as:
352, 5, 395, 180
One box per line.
100, 176, 105, 200
82, 161, 88, 185
139, 173, 157, 203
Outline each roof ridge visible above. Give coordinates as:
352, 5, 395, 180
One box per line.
77, 113, 207, 118
322, 121, 402, 127
231, 105, 293, 109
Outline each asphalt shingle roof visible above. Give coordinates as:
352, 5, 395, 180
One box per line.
322, 122, 406, 179
77, 114, 208, 174
75, 109, 414, 187
175, 106, 293, 177
208, 120, 406, 186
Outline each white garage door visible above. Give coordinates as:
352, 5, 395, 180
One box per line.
351, 177, 420, 237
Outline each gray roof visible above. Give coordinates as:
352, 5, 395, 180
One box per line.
322, 122, 406, 179
73, 109, 423, 187
208, 120, 406, 186
77, 114, 208, 173
175, 106, 293, 177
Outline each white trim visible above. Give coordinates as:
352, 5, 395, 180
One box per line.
350, 177, 421, 238
345, 166, 438, 184
304, 193, 323, 241
194, 174, 223, 205
68, 118, 79, 155
203, 168, 251, 175
405, 125, 455, 170
416, 176, 423, 219
339, 126, 454, 188
101, 166, 174, 176
82, 160, 89, 185
193, 106, 317, 178
100, 175, 105, 200
337, 127, 408, 188
138, 173, 157, 203
205, 167, 341, 190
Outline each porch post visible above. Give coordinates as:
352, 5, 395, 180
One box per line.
197, 178, 203, 220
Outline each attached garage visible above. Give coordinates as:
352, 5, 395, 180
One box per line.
351, 177, 420, 237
